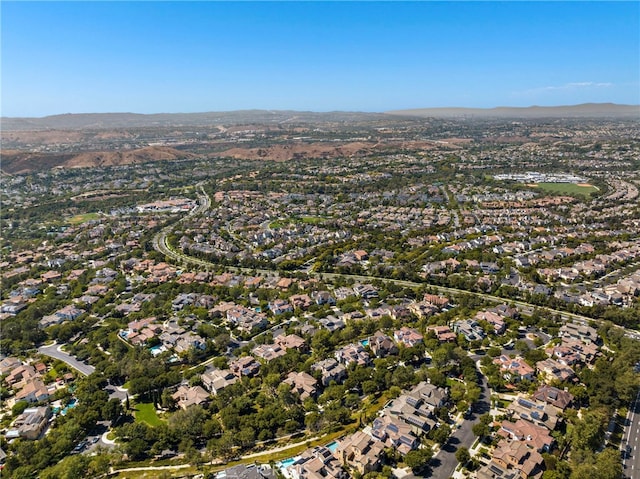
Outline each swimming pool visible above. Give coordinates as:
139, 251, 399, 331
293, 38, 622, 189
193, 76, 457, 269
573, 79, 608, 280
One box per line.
150, 345, 165, 356
326, 441, 338, 453
360, 339, 369, 347
278, 457, 297, 469
61, 399, 78, 415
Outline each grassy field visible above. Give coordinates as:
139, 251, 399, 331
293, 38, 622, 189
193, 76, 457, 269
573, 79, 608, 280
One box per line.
531, 182, 599, 197
269, 220, 288, 229
134, 402, 165, 427
300, 216, 324, 225
68, 212, 101, 224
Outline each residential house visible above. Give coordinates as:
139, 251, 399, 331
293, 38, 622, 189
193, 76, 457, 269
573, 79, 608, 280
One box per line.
490, 304, 519, 319
41, 270, 62, 282
428, 325, 457, 343
369, 331, 398, 358
312, 291, 336, 306
371, 414, 419, 454
507, 397, 559, 431
0, 299, 27, 315
409, 301, 440, 319
174, 333, 206, 354
549, 339, 599, 365
252, 343, 287, 362
5, 364, 38, 387
390, 304, 413, 321
15, 379, 50, 403
201, 368, 239, 395
270, 298, 294, 315
499, 419, 554, 452
385, 382, 447, 436
6, 407, 51, 440
335, 343, 370, 367
318, 316, 346, 333
394, 327, 423, 348
275, 334, 307, 352
353, 250, 369, 261
54, 305, 84, 321
559, 322, 599, 345
172, 385, 210, 409
334, 287, 355, 300
286, 446, 347, 479
311, 358, 347, 386
276, 277, 294, 290
545, 343, 581, 366
0, 357, 22, 375
494, 356, 535, 382
353, 284, 378, 299
454, 319, 485, 341
475, 310, 507, 334
335, 430, 384, 474
536, 359, 576, 383
477, 439, 544, 479
226, 306, 268, 334
290, 294, 313, 310
229, 356, 261, 377
284, 371, 318, 400
423, 294, 450, 309
532, 385, 574, 410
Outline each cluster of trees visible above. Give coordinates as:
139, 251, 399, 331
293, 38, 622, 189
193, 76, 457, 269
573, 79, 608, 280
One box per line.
3, 375, 124, 478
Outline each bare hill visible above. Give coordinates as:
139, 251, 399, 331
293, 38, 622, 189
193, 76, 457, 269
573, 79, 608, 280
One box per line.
386, 103, 640, 119
219, 139, 443, 162
1, 146, 192, 174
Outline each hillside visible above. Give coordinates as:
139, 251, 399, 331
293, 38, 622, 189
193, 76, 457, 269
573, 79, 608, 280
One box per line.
1, 146, 192, 174
0, 110, 387, 131
386, 103, 640, 119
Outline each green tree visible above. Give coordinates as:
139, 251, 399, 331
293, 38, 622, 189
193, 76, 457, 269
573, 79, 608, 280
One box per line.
405, 447, 433, 473
455, 447, 470, 465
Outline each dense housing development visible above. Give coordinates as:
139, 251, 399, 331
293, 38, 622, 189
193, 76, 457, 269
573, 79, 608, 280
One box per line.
1, 111, 639, 479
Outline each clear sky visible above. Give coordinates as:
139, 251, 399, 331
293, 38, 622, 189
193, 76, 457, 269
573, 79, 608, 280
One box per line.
2, 1, 639, 117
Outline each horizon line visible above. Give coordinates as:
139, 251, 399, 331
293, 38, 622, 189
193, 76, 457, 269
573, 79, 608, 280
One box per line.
3, 102, 640, 119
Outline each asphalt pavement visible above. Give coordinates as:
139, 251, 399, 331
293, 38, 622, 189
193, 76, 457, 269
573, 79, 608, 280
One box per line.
38, 342, 96, 376
623, 390, 640, 479
427, 374, 491, 478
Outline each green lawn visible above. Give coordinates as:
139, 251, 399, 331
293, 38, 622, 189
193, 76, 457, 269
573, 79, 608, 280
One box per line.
531, 182, 599, 197
300, 216, 325, 225
68, 212, 101, 224
269, 220, 288, 229
134, 402, 165, 427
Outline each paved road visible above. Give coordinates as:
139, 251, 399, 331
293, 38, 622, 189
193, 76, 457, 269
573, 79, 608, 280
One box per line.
428, 374, 491, 478
623, 390, 640, 478
38, 342, 95, 376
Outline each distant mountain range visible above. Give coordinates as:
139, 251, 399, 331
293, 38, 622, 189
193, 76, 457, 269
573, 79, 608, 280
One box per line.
0, 110, 390, 131
1, 103, 637, 131
387, 103, 640, 119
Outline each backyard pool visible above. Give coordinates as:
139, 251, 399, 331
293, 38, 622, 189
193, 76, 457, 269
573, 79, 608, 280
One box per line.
277, 457, 298, 469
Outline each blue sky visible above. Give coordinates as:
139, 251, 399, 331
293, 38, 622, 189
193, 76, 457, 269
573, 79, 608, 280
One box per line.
2, 1, 639, 117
